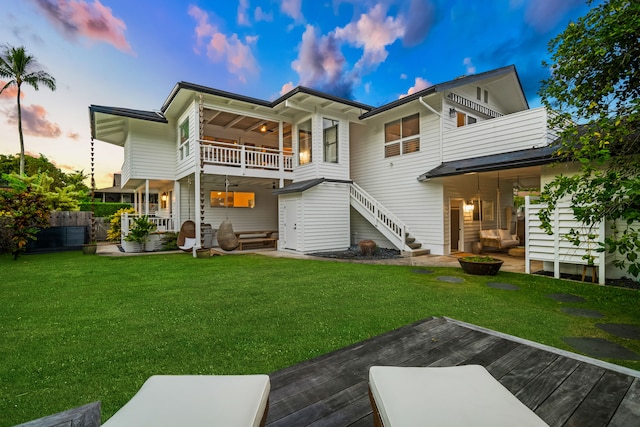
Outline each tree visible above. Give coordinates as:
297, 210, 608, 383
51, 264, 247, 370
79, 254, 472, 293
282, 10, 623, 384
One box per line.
0, 45, 56, 176
539, 0, 640, 278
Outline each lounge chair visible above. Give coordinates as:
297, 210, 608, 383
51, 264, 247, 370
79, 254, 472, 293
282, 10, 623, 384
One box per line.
177, 220, 196, 251
102, 375, 270, 427
368, 365, 548, 426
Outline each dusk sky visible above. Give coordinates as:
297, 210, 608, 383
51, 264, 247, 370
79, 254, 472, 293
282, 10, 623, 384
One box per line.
0, 0, 595, 188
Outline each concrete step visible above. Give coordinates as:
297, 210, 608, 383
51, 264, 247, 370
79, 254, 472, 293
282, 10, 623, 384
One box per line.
403, 248, 431, 257
407, 242, 422, 250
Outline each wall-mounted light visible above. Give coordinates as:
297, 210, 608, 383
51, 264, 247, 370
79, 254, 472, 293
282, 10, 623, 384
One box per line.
161, 192, 168, 202
160, 192, 168, 209
464, 200, 475, 213
449, 108, 457, 118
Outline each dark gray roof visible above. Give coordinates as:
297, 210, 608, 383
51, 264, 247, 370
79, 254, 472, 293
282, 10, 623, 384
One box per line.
360, 65, 526, 119
273, 178, 352, 195
89, 105, 167, 122
162, 82, 373, 114
418, 144, 559, 181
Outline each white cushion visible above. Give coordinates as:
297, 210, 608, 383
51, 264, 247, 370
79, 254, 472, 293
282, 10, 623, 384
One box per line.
479, 230, 496, 239
179, 237, 197, 250
103, 375, 270, 427
498, 229, 512, 240
369, 365, 548, 427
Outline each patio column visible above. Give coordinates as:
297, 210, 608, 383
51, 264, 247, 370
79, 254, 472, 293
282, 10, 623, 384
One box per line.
173, 181, 180, 233
145, 179, 150, 216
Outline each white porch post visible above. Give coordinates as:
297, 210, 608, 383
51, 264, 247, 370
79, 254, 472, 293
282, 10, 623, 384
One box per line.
194, 172, 201, 257
173, 181, 180, 233
145, 179, 150, 216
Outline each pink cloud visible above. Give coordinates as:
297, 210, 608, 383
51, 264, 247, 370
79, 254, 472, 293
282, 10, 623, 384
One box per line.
399, 77, 433, 99
0, 81, 25, 100
237, 0, 250, 26
280, 81, 295, 95
188, 5, 258, 83
5, 104, 62, 138
67, 131, 80, 140
333, 4, 405, 71
525, 0, 583, 33
281, 0, 304, 22
30, 0, 133, 54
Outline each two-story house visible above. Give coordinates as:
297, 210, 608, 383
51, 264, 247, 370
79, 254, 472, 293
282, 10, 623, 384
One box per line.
89, 65, 556, 257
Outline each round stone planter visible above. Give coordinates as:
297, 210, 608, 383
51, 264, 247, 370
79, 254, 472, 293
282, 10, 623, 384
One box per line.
82, 243, 97, 255
196, 248, 211, 258
458, 257, 504, 276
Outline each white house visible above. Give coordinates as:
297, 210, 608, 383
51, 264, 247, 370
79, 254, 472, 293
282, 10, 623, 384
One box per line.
90, 65, 559, 258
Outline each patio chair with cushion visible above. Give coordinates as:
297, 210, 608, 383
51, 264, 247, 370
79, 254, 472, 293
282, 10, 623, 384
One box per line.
177, 220, 196, 251
102, 375, 270, 427
368, 365, 548, 427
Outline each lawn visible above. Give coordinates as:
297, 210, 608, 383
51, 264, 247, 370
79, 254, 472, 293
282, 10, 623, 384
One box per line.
1, 251, 639, 426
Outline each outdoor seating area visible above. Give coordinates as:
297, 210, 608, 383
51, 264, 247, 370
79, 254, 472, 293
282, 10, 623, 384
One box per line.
479, 229, 520, 250
235, 230, 278, 251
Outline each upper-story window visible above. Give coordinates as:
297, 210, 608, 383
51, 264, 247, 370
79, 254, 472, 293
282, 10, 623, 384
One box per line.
456, 112, 477, 127
179, 119, 190, 160
323, 118, 338, 163
384, 113, 420, 158
476, 86, 489, 104
298, 119, 312, 165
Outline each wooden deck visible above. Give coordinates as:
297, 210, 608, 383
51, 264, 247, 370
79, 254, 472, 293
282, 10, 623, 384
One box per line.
265, 317, 640, 426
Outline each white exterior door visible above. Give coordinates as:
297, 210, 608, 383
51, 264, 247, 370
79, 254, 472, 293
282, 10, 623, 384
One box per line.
284, 200, 298, 250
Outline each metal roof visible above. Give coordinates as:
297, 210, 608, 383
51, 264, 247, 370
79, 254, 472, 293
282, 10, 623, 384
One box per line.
418, 144, 559, 181
272, 178, 352, 195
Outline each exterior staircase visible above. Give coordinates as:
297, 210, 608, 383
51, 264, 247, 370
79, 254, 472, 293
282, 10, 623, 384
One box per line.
349, 183, 430, 256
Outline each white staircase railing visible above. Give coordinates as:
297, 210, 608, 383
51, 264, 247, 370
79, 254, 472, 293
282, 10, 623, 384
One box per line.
349, 183, 407, 250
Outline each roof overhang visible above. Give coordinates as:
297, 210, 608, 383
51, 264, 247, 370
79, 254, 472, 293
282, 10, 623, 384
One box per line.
273, 178, 352, 195
418, 144, 559, 181
89, 105, 167, 146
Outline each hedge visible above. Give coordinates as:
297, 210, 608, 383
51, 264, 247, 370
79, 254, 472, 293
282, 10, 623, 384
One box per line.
79, 202, 132, 218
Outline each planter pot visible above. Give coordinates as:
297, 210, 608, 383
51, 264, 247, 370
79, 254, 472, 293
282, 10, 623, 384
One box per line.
124, 241, 143, 253
82, 243, 97, 255
458, 257, 504, 275
196, 248, 210, 258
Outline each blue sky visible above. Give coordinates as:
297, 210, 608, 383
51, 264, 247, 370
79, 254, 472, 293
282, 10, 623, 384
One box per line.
0, 0, 594, 188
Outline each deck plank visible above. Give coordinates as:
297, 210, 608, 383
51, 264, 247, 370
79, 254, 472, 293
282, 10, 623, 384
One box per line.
265, 317, 640, 427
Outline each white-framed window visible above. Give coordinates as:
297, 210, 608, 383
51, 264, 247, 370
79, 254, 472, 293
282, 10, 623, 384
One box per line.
323, 118, 338, 163
179, 118, 190, 160
456, 112, 477, 127
298, 118, 312, 165
384, 113, 420, 158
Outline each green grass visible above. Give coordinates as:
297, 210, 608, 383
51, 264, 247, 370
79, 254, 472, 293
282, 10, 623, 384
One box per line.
1, 251, 639, 425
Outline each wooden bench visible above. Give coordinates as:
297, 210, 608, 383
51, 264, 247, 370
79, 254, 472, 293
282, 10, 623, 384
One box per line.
235, 230, 277, 239
237, 237, 277, 251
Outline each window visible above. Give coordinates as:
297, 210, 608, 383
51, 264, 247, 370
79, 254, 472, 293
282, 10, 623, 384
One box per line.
477, 87, 482, 100
179, 119, 190, 160
210, 191, 255, 208
456, 112, 477, 127
484, 90, 489, 104
298, 119, 312, 165
384, 113, 420, 158
323, 118, 339, 163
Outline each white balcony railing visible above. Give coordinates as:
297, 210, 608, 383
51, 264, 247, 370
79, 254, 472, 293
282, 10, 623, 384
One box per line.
200, 140, 293, 171
121, 214, 175, 236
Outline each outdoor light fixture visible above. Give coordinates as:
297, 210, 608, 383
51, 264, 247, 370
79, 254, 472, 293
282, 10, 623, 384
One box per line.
260, 124, 267, 132
449, 108, 457, 118
464, 200, 475, 213
161, 192, 168, 202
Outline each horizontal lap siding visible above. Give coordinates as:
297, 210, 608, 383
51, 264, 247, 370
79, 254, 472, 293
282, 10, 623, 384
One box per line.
352, 106, 446, 253
301, 183, 350, 253
443, 107, 548, 162
128, 121, 176, 180
350, 208, 394, 249
176, 106, 196, 180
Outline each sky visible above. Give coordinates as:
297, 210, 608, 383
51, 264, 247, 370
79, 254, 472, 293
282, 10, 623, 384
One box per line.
0, 0, 595, 189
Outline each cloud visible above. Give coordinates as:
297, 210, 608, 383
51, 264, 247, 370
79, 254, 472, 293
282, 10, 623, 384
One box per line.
29, 0, 133, 54
334, 3, 405, 71
463, 57, 476, 74
0, 81, 25, 100
524, 0, 584, 33
254, 7, 273, 22
188, 5, 259, 83
67, 131, 80, 140
281, 0, 304, 22
5, 104, 62, 138
402, 0, 435, 46
237, 0, 250, 26
280, 81, 295, 95
399, 77, 432, 99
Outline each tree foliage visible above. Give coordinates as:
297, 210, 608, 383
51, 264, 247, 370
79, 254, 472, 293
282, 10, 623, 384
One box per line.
0, 45, 56, 176
4, 172, 87, 211
0, 178, 50, 259
539, 0, 640, 278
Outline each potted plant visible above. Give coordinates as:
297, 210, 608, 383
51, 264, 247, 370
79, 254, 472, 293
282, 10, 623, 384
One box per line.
458, 256, 504, 275
82, 242, 97, 254
125, 215, 156, 252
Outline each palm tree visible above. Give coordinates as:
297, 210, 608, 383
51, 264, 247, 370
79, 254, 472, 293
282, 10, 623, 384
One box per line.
0, 45, 56, 176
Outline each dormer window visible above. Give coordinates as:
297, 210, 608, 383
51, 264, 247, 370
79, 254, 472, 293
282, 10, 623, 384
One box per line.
384, 113, 420, 158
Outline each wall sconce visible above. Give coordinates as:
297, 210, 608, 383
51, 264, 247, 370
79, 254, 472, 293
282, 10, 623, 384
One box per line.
464, 200, 475, 213
161, 192, 168, 202
449, 108, 457, 118
160, 192, 168, 209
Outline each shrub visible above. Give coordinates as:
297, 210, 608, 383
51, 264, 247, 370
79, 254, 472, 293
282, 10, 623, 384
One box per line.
107, 207, 136, 242
80, 202, 132, 218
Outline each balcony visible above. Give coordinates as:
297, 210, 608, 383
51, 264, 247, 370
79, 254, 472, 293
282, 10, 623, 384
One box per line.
199, 140, 294, 179
442, 107, 554, 163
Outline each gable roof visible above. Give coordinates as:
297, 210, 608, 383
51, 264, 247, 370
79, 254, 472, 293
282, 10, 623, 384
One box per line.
360, 65, 527, 119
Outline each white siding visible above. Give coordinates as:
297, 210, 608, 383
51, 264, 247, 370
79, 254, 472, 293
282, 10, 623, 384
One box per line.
176, 103, 197, 180
300, 182, 351, 253
351, 104, 446, 254
350, 208, 394, 248
126, 120, 176, 180
443, 107, 548, 162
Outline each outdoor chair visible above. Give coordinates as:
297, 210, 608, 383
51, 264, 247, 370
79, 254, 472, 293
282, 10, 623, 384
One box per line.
368, 365, 548, 427
177, 220, 196, 251
102, 375, 270, 427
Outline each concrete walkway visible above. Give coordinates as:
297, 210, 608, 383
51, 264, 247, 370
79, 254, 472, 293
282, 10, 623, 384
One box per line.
97, 243, 540, 274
